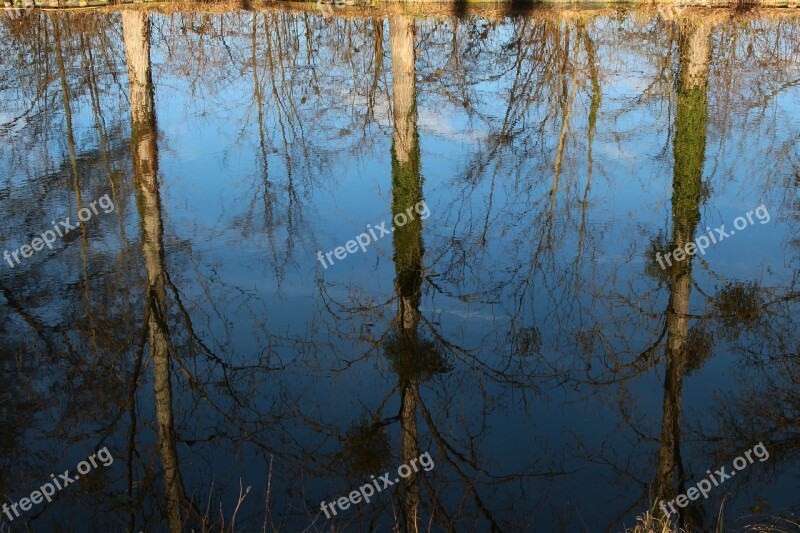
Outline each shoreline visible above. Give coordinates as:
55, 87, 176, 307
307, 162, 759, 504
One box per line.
5, 0, 800, 13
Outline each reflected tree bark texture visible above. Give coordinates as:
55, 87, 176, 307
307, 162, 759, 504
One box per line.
390, 15, 423, 532
123, 11, 187, 532
653, 18, 711, 527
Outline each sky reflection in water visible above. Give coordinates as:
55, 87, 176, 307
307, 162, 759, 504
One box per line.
0, 7, 799, 532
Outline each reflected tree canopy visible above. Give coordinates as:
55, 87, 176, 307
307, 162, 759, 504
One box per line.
0, 6, 799, 532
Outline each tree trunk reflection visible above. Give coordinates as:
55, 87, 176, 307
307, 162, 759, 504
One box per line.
390, 15, 422, 532
653, 19, 711, 528
123, 11, 186, 532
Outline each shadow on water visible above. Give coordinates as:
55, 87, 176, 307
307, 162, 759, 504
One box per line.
447, 0, 545, 18
502, 0, 543, 17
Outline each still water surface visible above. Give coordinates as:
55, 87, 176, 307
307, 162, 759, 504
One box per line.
0, 7, 799, 532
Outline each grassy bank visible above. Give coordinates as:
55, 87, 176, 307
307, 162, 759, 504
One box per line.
624, 507, 800, 533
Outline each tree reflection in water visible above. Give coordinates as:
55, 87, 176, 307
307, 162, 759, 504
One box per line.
0, 6, 798, 532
